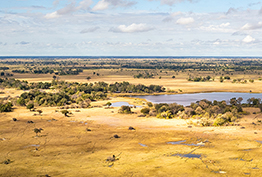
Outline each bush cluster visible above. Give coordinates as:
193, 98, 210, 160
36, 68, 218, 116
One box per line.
141, 98, 246, 126
0, 102, 13, 112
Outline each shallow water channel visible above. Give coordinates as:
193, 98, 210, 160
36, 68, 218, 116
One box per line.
133, 92, 262, 106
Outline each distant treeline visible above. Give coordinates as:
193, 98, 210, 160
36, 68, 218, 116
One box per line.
12, 68, 84, 75
3, 58, 262, 73
0, 78, 165, 94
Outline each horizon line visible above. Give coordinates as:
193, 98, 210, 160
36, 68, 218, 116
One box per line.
1, 56, 262, 58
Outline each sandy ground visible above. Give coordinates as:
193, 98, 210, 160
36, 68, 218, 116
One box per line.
1, 99, 262, 177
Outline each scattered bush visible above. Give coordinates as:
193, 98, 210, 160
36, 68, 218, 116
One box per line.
118, 106, 132, 114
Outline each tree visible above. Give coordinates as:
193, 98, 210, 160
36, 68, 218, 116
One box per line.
17, 97, 26, 106
230, 98, 237, 106
86, 76, 91, 81
237, 97, 243, 105
0, 102, 13, 112
36, 109, 43, 115
26, 103, 34, 111
106, 102, 112, 107
61, 110, 69, 117
220, 77, 224, 83
141, 107, 150, 115
33, 128, 43, 136
147, 102, 153, 107
118, 106, 132, 114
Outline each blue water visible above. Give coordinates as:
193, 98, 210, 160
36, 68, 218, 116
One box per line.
166, 140, 205, 146
138, 143, 147, 147
133, 92, 262, 106
111, 101, 141, 107
172, 153, 201, 159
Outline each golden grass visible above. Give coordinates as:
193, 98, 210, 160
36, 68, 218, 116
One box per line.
9, 69, 262, 93
0, 101, 262, 177
1, 61, 262, 176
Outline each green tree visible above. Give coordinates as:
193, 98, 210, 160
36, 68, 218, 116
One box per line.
0, 102, 13, 112
17, 97, 26, 106
118, 106, 132, 114
106, 102, 112, 107
26, 103, 34, 111
147, 102, 153, 107
61, 110, 69, 116
33, 128, 43, 136
141, 107, 150, 115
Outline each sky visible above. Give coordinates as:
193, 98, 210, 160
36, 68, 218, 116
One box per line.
1, 0, 262, 56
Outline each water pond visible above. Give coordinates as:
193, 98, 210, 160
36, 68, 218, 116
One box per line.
133, 92, 262, 106
172, 153, 201, 159
138, 143, 147, 147
166, 140, 205, 146
111, 101, 141, 107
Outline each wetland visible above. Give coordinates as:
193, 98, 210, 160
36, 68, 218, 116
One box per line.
1, 57, 262, 176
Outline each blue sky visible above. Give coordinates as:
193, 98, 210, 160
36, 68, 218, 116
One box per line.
1, 0, 262, 56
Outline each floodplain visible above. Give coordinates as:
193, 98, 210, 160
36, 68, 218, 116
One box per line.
1, 57, 262, 176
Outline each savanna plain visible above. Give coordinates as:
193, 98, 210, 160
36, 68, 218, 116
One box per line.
0, 57, 262, 177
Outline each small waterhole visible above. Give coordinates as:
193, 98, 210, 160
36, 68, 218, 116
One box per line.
139, 143, 147, 147
166, 140, 205, 146
172, 153, 201, 159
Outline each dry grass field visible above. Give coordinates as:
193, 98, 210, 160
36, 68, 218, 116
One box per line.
10, 68, 262, 93
1, 58, 262, 176
0, 99, 262, 177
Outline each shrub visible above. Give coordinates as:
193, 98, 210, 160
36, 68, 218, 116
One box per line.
26, 103, 34, 111
61, 110, 69, 116
141, 107, 150, 115
118, 106, 132, 114
0, 102, 13, 112
147, 102, 153, 107
213, 117, 227, 126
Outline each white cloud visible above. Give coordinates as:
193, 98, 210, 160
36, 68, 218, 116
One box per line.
80, 27, 100, 33
176, 17, 194, 25
93, 0, 110, 11
242, 35, 255, 43
92, 0, 136, 11
45, 0, 93, 19
149, 0, 196, 6
241, 22, 262, 30
171, 11, 182, 17
220, 22, 230, 27
78, 0, 94, 10
110, 23, 154, 33
199, 23, 234, 33
44, 11, 60, 19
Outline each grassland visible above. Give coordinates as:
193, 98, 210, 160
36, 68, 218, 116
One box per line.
1, 57, 262, 176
